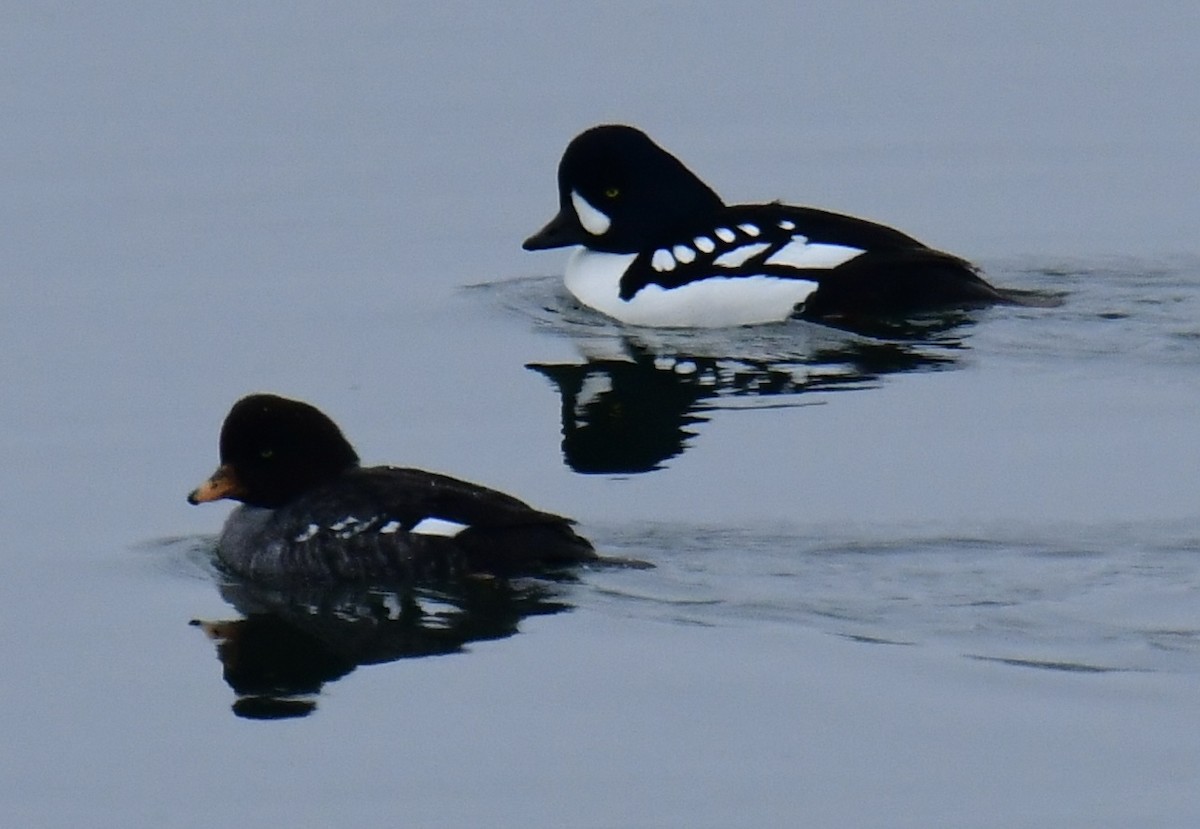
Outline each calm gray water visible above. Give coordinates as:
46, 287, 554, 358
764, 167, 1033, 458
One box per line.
3, 4, 1199, 828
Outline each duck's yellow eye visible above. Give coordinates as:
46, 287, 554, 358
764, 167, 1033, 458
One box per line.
604, 187, 620, 199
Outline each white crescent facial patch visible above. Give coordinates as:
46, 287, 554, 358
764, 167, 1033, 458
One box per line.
570, 190, 612, 236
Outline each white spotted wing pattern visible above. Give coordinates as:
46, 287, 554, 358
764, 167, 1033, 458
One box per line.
560, 212, 865, 327
638, 217, 863, 287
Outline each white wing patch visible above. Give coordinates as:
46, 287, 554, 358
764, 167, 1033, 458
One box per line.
737, 223, 761, 237
694, 236, 715, 253
412, 517, 470, 538
715, 227, 736, 243
672, 244, 696, 264
765, 239, 864, 269
651, 248, 675, 272
570, 190, 612, 236
713, 242, 770, 268
379, 520, 402, 534
293, 516, 382, 542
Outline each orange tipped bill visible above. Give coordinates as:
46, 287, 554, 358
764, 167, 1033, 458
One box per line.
187, 464, 246, 505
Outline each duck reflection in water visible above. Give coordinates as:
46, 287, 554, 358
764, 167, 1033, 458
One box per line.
192, 574, 573, 720
528, 316, 970, 475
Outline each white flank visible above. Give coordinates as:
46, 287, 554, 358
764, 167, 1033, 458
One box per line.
294, 523, 320, 543
672, 244, 696, 264
379, 520, 402, 534
412, 517, 470, 537
651, 248, 675, 272
765, 240, 864, 269
713, 242, 770, 268
563, 248, 817, 328
570, 190, 611, 236
694, 236, 715, 253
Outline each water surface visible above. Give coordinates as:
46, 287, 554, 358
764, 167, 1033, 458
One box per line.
3, 4, 1199, 828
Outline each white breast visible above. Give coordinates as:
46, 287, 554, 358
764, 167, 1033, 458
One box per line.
563, 249, 818, 328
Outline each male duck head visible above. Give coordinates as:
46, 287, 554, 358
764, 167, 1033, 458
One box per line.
523, 124, 724, 255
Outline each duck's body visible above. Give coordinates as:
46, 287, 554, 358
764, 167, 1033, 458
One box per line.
524, 125, 1009, 328
189, 395, 594, 585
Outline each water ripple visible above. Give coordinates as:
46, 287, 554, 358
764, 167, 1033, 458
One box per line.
580, 519, 1200, 676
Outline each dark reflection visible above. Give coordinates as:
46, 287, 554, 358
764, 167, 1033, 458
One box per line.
192, 575, 571, 719
529, 317, 968, 474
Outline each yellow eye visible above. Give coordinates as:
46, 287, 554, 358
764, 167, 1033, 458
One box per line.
604, 187, 620, 199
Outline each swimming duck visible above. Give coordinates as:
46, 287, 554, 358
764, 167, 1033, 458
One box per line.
524, 124, 1013, 328
188, 394, 595, 584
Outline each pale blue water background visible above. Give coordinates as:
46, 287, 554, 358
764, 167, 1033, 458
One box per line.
3, 3, 1199, 827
